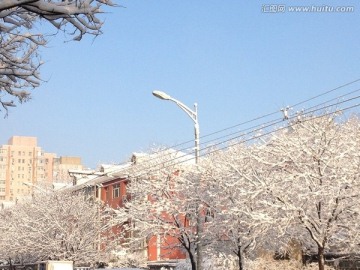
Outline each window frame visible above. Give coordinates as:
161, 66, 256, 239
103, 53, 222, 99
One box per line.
112, 183, 120, 198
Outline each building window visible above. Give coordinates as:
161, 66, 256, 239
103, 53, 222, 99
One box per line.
205, 209, 215, 222
113, 183, 120, 198
104, 187, 110, 202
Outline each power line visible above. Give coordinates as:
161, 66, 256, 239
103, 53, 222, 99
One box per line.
146, 78, 360, 159
291, 78, 360, 108
129, 100, 360, 179
151, 78, 360, 154
84, 79, 360, 181
208, 103, 360, 158
141, 92, 360, 170
108, 93, 360, 180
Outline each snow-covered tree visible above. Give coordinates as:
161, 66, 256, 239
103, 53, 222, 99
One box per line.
0, 0, 115, 115
255, 114, 360, 270
112, 114, 360, 270
0, 190, 117, 266
198, 144, 284, 270
114, 149, 205, 270
184, 113, 360, 270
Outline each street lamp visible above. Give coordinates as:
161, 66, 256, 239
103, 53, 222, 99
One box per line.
152, 90, 203, 270
152, 90, 200, 164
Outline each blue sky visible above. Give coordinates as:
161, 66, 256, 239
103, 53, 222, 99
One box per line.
1, 0, 360, 168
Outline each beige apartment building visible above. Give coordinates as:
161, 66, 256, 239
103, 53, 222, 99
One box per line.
53, 156, 83, 182
0, 136, 84, 202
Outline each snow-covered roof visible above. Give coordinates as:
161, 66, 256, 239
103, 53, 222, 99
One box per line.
1, 201, 16, 209
63, 149, 195, 192
99, 162, 132, 175
64, 162, 132, 192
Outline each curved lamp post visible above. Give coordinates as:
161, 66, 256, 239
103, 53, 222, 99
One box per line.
152, 90, 200, 164
152, 90, 203, 270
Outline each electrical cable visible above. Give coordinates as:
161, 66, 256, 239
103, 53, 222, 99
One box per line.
132, 94, 360, 174
98, 94, 360, 180
138, 79, 360, 164
127, 99, 360, 179
78, 79, 360, 182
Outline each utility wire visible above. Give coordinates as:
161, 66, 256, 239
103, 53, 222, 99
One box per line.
147, 78, 360, 154
206, 103, 360, 162
141, 78, 360, 161
126, 97, 360, 179
203, 94, 360, 151
143, 84, 360, 166
82, 79, 360, 181
291, 78, 360, 108
136, 93, 360, 171
103, 93, 360, 179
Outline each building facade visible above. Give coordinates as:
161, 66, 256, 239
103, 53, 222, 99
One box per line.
0, 136, 84, 202
68, 153, 188, 268
54, 156, 84, 183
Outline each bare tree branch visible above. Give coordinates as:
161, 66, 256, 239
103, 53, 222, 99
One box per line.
0, 0, 116, 115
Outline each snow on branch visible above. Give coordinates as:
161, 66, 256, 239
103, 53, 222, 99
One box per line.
0, 0, 116, 115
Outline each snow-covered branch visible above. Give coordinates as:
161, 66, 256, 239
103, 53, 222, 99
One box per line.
0, 0, 116, 115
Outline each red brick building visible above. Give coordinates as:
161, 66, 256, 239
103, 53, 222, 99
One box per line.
68, 158, 187, 268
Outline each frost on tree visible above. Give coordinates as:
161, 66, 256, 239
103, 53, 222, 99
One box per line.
111, 114, 360, 270
256, 114, 360, 270
0, 190, 118, 266
184, 114, 360, 270
0, 0, 115, 115
114, 149, 203, 270
199, 145, 284, 270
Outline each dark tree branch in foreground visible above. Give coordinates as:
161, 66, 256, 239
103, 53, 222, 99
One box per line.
0, 0, 116, 115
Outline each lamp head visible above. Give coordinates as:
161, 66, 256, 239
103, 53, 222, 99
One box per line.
152, 90, 171, 100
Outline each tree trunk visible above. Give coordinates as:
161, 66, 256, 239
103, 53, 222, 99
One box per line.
318, 245, 325, 270
237, 245, 244, 270
189, 250, 197, 270
8, 257, 13, 270
181, 238, 196, 270
196, 205, 203, 270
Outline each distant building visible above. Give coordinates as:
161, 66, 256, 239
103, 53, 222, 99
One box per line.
54, 156, 84, 183
0, 136, 84, 202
